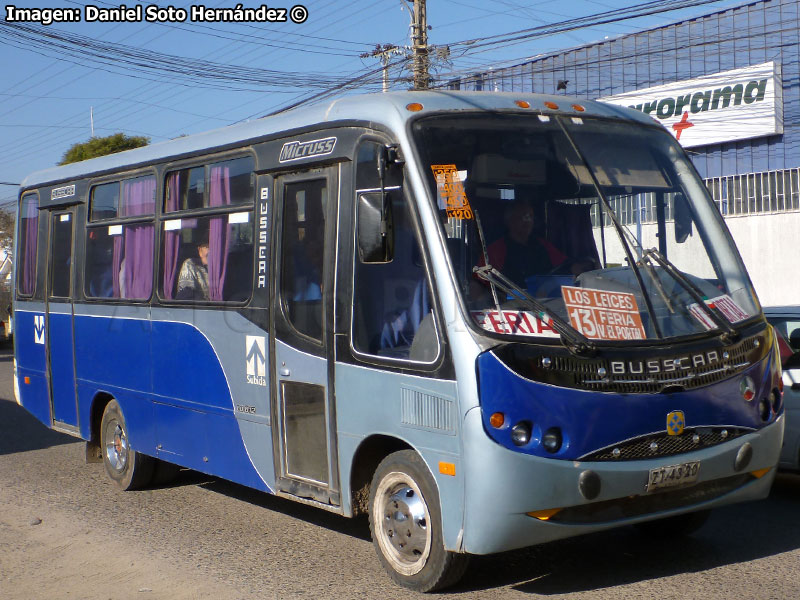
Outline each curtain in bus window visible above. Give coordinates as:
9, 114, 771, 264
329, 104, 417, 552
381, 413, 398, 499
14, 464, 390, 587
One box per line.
116, 177, 155, 299
20, 196, 39, 295
162, 173, 181, 299
208, 165, 231, 302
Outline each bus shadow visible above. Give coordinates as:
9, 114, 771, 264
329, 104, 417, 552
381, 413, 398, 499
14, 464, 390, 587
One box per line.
450, 474, 800, 594
196, 477, 373, 543
0, 397, 76, 456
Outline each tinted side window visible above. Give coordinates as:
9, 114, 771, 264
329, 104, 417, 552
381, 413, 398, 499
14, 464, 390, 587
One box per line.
164, 156, 254, 212
352, 142, 438, 362
18, 194, 39, 296
50, 213, 73, 298
160, 212, 253, 302
85, 175, 156, 300
280, 179, 327, 341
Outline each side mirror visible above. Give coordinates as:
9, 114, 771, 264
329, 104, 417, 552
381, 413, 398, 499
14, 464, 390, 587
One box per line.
357, 191, 394, 263
674, 192, 693, 243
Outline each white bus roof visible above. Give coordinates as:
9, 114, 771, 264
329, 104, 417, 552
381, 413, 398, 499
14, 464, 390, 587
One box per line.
21, 90, 651, 189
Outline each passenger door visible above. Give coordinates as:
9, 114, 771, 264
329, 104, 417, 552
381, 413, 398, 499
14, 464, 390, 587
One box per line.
270, 167, 340, 505
45, 208, 79, 431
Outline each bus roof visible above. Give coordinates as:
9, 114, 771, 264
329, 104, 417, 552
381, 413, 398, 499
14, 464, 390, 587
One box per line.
20, 90, 651, 190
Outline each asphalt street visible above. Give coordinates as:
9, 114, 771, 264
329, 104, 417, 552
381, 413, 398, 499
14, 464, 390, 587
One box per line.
1, 343, 800, 599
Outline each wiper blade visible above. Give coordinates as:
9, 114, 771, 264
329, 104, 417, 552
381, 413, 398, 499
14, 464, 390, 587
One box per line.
473, 265, 595, 355
641, 248, 739, 340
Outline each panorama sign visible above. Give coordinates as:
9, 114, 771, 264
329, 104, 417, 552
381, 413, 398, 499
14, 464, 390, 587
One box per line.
599, 61, 783, 148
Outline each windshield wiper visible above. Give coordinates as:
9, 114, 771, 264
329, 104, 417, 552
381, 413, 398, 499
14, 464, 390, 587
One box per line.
472, 264, 595, 355
471, 209, 593, 354
641, 247, 739, 341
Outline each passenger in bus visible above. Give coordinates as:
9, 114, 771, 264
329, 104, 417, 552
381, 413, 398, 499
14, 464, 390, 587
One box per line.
176, 234, 210, 300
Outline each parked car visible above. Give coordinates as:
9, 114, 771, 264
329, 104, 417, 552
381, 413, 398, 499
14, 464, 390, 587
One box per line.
764, 306, 800, 471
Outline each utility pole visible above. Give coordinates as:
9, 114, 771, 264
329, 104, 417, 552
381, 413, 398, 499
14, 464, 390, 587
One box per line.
361, 44, 403, 92
411, 0, 430, 90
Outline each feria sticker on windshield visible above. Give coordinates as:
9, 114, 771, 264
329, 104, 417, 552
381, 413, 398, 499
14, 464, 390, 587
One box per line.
430, 164, 474, 220
471, 310, 559, 337
688, 294, 750, 330
562, 285, 647, 341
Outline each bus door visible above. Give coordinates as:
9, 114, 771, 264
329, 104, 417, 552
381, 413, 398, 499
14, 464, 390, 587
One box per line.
45, 207, 79, 430
270, 167, 340, 505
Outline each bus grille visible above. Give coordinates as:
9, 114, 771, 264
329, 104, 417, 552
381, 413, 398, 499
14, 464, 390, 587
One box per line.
580, 427, 752, 461
503, 332, 765, 394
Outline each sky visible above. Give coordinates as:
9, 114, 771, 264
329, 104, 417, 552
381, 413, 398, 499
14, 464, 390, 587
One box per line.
0, 0, 748, 211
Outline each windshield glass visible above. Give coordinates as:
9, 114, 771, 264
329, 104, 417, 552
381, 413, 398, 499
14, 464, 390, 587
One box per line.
412, 113, 760, 344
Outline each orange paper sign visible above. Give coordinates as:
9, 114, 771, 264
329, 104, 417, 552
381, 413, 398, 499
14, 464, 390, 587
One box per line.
431, 164, 474, 219
562, 286, 647, 341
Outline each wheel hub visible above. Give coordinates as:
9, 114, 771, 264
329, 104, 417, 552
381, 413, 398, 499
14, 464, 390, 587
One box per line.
382, 486, 428, 562
105, 422, 128, 472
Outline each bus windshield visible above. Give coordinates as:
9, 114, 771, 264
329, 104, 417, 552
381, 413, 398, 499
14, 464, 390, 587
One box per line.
412, 113, 759, 344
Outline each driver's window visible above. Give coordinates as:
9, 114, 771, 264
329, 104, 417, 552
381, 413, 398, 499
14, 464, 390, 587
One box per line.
351, 142, 438, 362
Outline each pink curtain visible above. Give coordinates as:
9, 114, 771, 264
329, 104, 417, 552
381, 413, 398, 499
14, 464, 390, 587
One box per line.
119, 177, 155, 299
162, 173, 181, 299
208, 166, 231, 301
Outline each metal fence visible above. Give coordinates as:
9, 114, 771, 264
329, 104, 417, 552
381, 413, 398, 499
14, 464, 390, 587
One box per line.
705, 167, 800, 216
589, 167, 800, 227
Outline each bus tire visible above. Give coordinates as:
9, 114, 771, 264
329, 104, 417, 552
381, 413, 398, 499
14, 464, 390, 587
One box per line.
634, 509, 711, 537
100, 400, 154, 490
368, 450, 469, 592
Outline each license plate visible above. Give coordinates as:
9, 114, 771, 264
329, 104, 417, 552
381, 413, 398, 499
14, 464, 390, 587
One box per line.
647, 461, 700, 493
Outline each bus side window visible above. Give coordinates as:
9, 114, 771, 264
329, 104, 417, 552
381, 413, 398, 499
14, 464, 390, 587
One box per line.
280, 179, 327, 341
352, 142, 439, 363
18, 193, 39, 296
160, 157, 255, 303
85, 177, 155, 300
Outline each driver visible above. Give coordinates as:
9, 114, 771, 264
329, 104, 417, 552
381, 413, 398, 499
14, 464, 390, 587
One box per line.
482, 199, 568, 286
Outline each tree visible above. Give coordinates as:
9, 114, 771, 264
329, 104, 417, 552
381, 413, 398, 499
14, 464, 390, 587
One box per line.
59, 133, 149, 165
0, 210, 14, 260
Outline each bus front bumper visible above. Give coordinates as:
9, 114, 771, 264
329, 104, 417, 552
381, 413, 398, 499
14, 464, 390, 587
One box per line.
459, 408, 783, 555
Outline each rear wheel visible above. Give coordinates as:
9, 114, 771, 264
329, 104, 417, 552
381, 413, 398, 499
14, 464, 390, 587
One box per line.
634, 509, 711, 537
368, 450, 469, 592
100, 400, 154, 490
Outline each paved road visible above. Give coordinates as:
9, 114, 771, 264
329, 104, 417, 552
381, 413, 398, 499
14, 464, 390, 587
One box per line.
2, 344, 800, 600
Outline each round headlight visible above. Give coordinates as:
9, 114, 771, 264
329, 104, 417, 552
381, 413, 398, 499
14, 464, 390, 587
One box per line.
542, 428, 563, 453
511, 421, 532, 446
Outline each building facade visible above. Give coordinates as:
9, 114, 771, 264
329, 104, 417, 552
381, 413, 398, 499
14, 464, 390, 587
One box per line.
451, 0, 800, 306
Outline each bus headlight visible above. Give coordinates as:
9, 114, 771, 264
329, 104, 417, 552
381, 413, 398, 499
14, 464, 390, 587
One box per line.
510, 421, 532, 446
542, 428, 562, 453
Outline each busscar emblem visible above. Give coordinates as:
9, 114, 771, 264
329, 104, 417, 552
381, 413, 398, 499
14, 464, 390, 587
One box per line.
667, 410, 685, 436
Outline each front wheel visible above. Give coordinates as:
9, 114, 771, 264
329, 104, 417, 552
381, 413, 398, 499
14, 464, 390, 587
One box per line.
368, 450, 469, 592
100, 400, 154, 490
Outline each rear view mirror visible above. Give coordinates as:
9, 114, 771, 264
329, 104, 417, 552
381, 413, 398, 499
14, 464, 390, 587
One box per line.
357, 192, 394, 263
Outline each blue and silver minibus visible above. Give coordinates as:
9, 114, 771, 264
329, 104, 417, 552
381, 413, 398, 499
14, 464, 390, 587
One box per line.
13, 92, 784, 591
